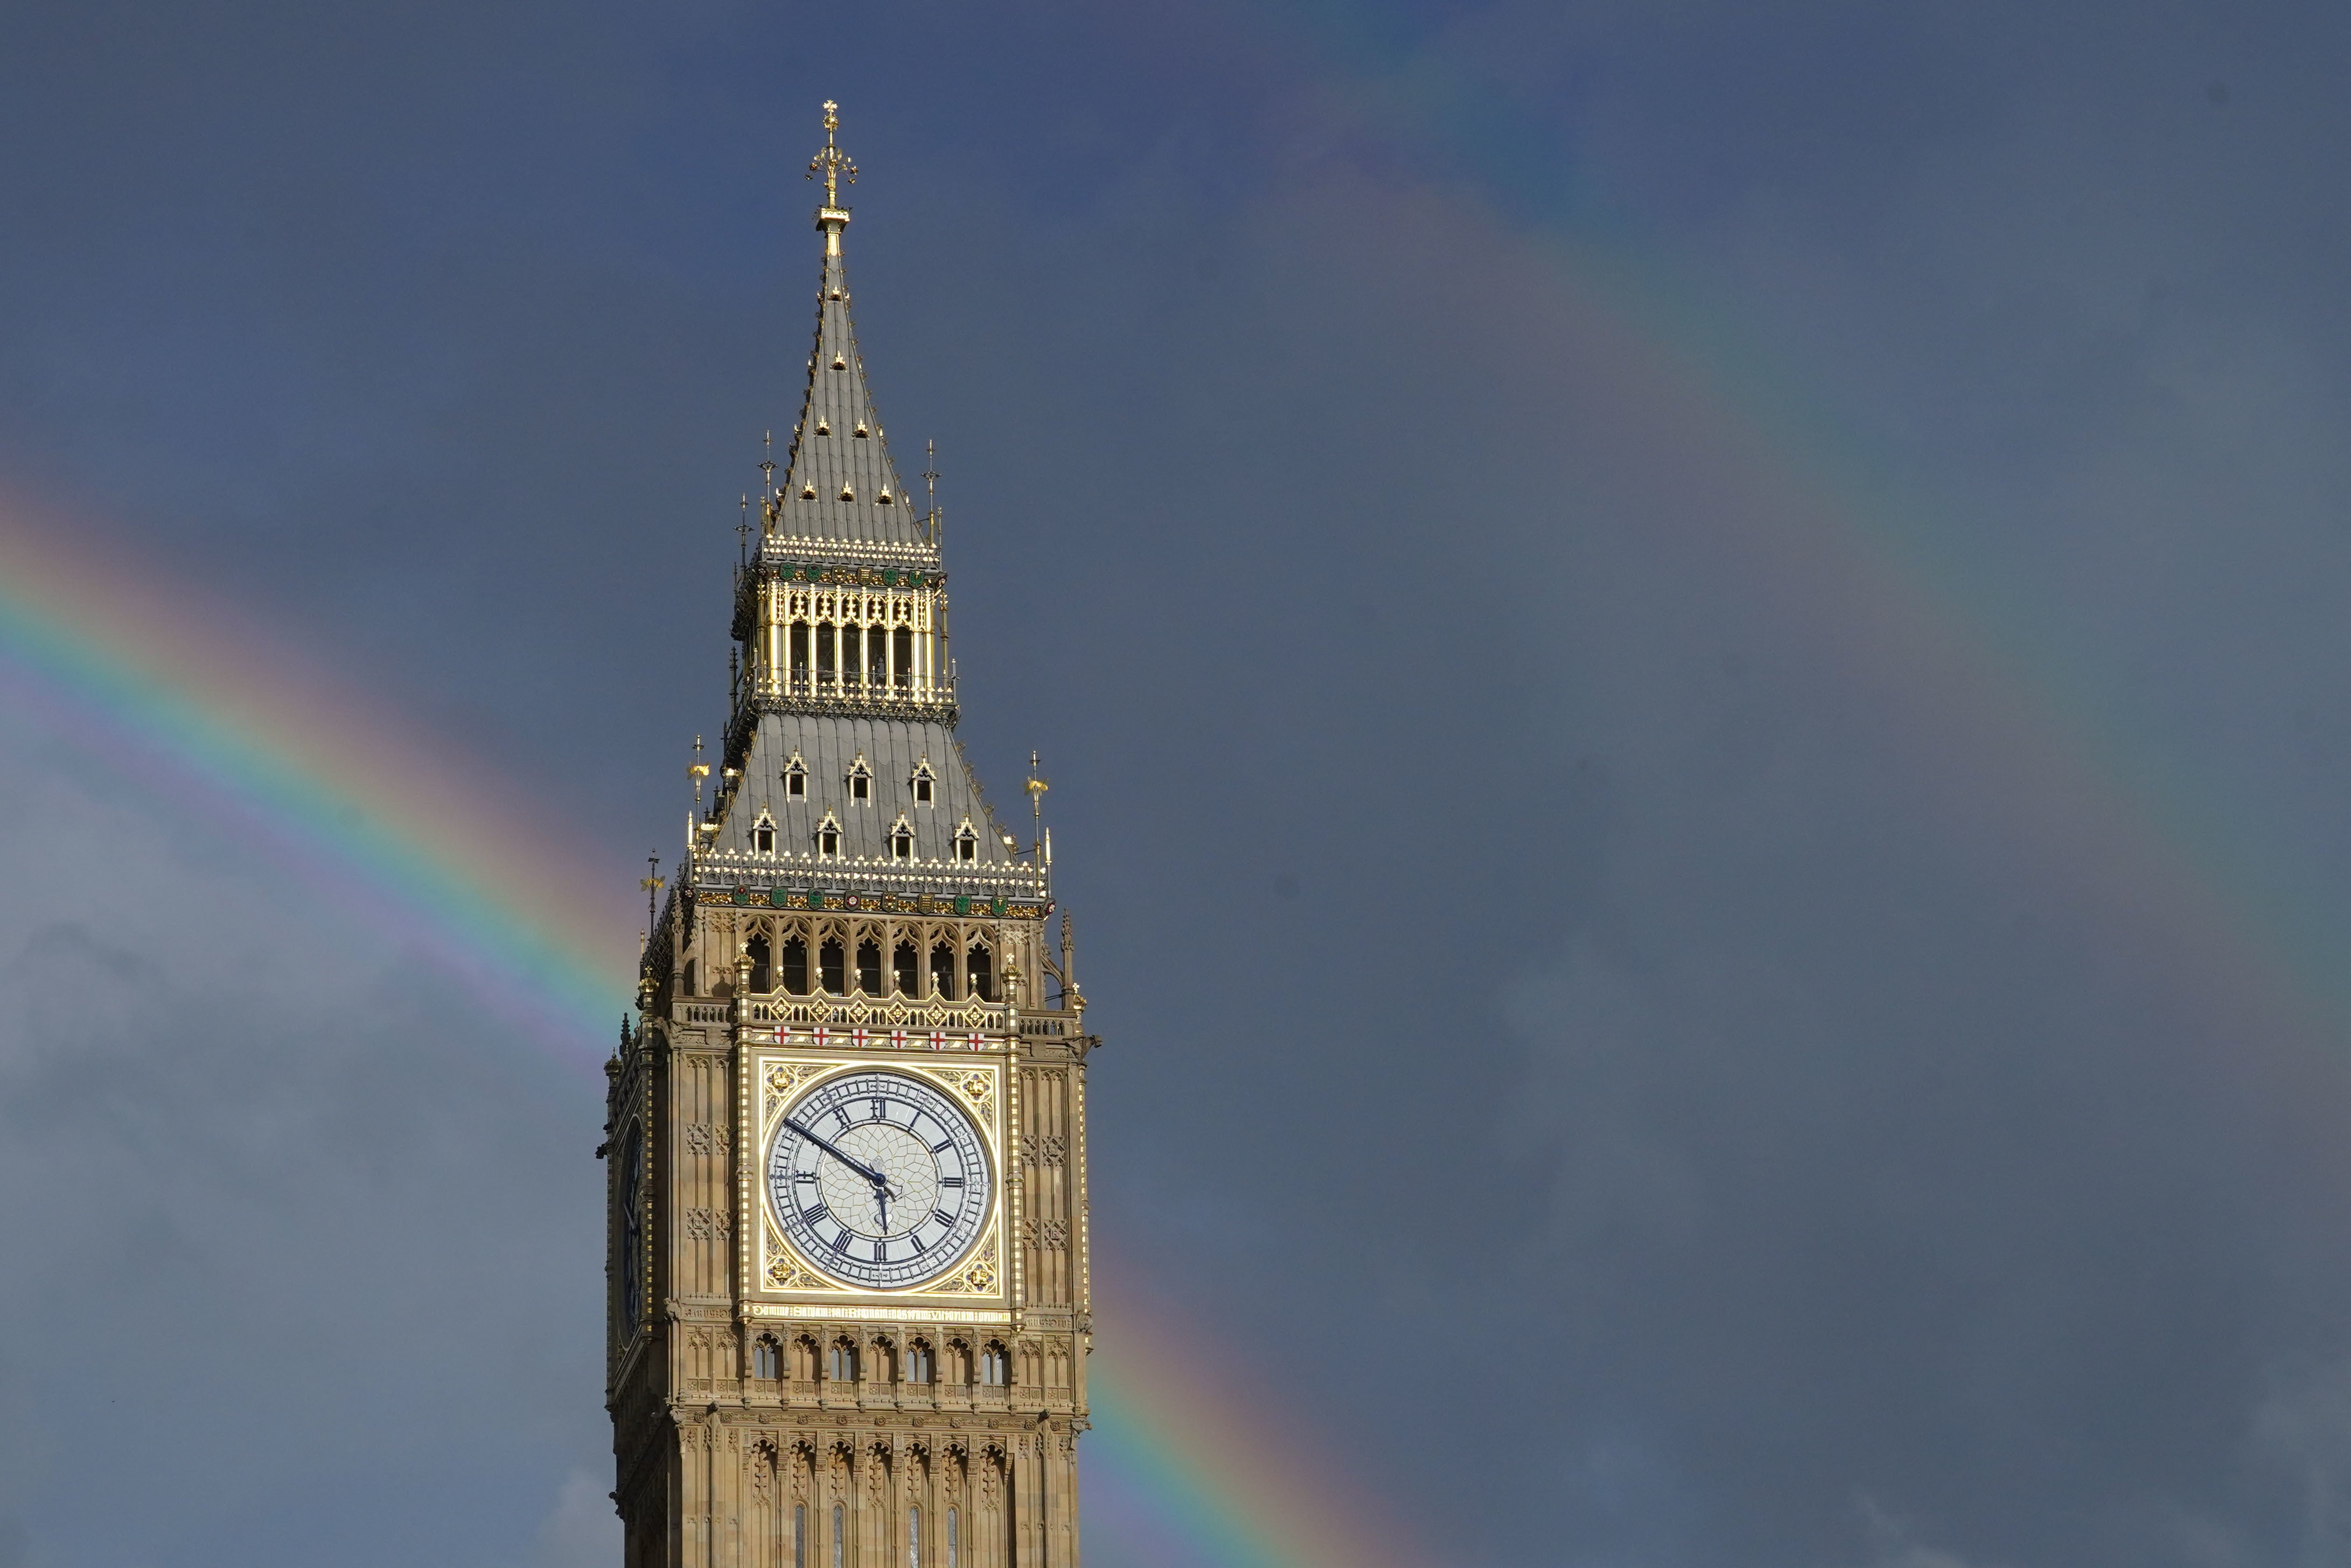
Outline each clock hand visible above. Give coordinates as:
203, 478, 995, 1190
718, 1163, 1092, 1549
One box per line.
783, 1117, 893, 1190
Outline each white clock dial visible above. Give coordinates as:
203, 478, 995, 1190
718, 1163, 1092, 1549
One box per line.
617, 1123, 645, 1335
766, 1070, 992, 1290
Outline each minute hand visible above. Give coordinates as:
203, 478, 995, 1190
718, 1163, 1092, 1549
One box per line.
784, 1117, 894, 1189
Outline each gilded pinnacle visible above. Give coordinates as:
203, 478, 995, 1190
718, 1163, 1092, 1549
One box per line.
808, 99, 857, 222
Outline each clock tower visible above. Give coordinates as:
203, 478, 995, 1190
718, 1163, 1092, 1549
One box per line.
607, 104, 1096, 1568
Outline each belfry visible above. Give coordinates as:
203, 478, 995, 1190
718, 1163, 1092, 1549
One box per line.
607, 103, 1096, 1567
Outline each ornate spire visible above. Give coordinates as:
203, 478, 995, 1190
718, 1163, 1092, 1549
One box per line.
767, 100, 928, 552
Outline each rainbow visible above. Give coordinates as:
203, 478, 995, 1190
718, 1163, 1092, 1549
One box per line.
3, 48, 2345, 1565
1085, 1268, 1429, 1568
0, 487, 1431, 1564
0, 488, 633, 1072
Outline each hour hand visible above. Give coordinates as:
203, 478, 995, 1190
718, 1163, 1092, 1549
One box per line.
784, 1117, 890, 1188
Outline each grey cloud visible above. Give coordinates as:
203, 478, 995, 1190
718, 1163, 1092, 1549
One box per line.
6, 4, 2351, 1566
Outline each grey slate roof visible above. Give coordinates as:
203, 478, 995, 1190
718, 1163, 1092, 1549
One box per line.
693, 215, 1031, 899
769, 241, 930, 551
711, 712, 1017, 872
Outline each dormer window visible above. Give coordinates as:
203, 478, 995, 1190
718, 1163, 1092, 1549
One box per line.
954, 822, 978, 864
817, 811, 841, 859
853, 423, 869, 438
847, 757, 872, 803
752, 811, 776, 855
911, 760, 936, 805
784, 755, 807, 799
815, 420, 831, 435
889, 817, 914, 860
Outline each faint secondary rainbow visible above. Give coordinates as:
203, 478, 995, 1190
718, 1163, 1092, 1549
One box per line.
1237, 7, 2351, 1080
0, 491, 633, 1069
5, 43, 2349, 1568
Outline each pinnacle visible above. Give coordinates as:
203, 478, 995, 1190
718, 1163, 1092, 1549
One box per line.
762, 103, 927, 555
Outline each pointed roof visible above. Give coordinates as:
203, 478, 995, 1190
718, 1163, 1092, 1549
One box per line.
682, 102, 1041, 907
765, 103, 932, 555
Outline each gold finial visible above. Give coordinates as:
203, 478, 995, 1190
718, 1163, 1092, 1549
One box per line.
923, 439, 941, 548
808, 99, 857, 216
1025, 751, 1050, 864
641, 850, 665, 933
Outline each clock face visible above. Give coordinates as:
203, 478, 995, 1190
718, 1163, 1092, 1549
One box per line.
617, 1124, 645, 1335
766, 1069, 992, 1290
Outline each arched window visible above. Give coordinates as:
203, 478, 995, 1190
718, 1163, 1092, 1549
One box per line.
829, 1339, 859, 1383
753, 811, 776, 855
979, 1343, 1009, 1386
870, 1338, 897, 1383
840, 625, 863, 689
856, 939, 882, 996
817, 814, 840, 858
792, 1335, 820, 1382
785, 754, 808, 797
953, 824, 978, 863
782, 936, 809, 996
819, 938, 846, 996
867, 628, 889, 687
889, 818, 913, 860
906, 1340, 933, 1384
894, 627, 913, 691
747, 935, 772, 995
930, 942, 957, 1000
911, 760, 934, 804
816, 622, 836, 689
848, 757, 872, 802
752, 1336, 780, 1380
966, 944, 994, 1003
893, 940, 919, 996
790, 624, 810, 694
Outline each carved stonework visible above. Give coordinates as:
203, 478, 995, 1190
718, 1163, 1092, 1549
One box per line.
917, 1236, 997, 1296
948, 1068, 995, 1123
608, 103, 1092, 1568
765, 1237, 826, 1292
764, 1062, 820, 1115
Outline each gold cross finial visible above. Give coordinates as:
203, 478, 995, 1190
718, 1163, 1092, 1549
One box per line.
809, 100, 856, 211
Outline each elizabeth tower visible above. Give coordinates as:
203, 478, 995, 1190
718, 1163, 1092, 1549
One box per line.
607, 106, 1097, 1567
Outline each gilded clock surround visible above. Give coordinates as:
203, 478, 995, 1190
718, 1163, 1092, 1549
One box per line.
745, 1053, 1009, 1303
604, 102, 1097, 1568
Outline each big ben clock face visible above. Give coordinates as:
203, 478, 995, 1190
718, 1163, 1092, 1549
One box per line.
617, 1124, 645, 1334
766, 1069, 992, 1290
